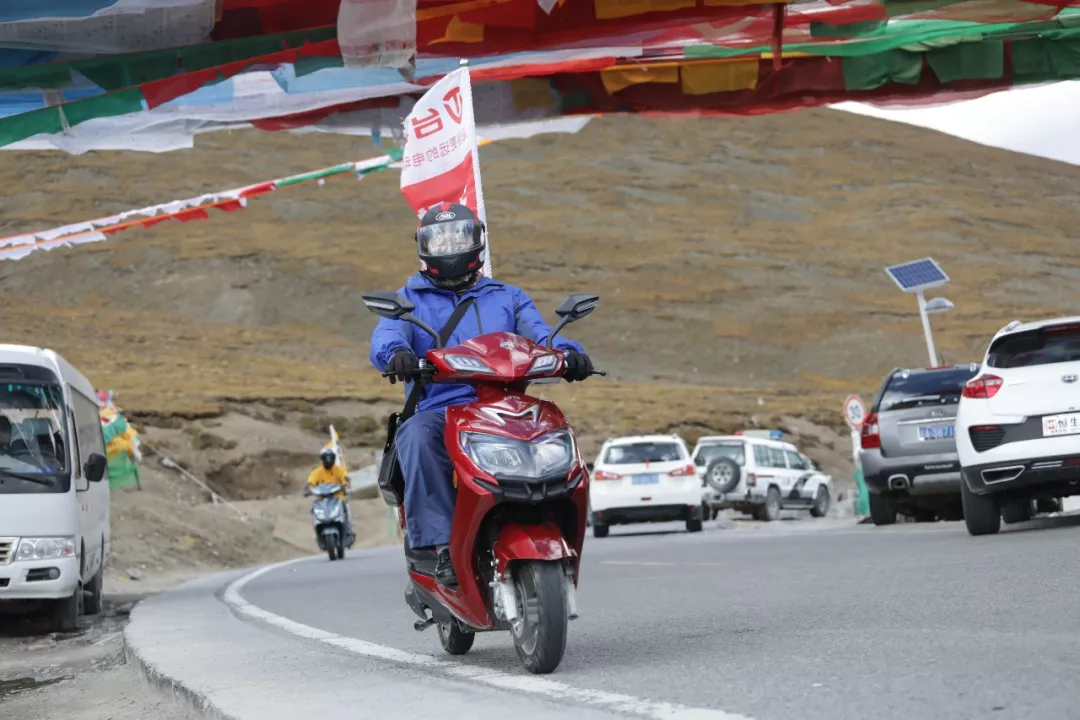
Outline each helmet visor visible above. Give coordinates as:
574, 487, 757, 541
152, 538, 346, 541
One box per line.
417, 220, 479, 257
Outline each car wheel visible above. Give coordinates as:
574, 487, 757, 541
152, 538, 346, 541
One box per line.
762, 487, 782, 522
686, 511, 703, 533
701, 501, 711, 522
810, 487, 830, 518
868, 493, 897, 526
961, 478, 1001, 536
1001, 498, 1034, 525
592, 523, 609, 539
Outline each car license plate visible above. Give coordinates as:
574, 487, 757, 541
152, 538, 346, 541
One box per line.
632, 474, 659, 485
918, 425, 954, 441
1042, 412, 1080, 437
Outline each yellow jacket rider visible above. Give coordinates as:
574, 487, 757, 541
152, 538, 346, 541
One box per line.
307, 448, 349, 497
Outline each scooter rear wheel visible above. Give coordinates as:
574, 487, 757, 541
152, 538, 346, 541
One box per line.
511, 561, 568, 675
438, 621, 475, 655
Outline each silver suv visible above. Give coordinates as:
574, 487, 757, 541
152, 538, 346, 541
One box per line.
860, 364, 979, 525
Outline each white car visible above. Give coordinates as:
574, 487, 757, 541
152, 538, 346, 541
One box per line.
589, 435, 703, 537
694, 430, 832, 521
956, 316, 1080, 536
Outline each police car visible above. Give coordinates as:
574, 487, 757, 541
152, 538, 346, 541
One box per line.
694, 430, 832, 521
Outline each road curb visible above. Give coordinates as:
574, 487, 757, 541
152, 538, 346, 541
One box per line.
123, 571, 244, 720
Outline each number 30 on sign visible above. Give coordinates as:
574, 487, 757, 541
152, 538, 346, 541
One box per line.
844, 395, 866, 430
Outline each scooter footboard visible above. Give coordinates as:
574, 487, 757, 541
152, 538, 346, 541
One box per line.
492, 522, 573, 576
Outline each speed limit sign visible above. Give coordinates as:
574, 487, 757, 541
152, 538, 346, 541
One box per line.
844, 394, 866, 430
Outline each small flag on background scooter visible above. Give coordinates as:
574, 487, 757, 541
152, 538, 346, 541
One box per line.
399, 64, 490, 277
327, 425, 347, 473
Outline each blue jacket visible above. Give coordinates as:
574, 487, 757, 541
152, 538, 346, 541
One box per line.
370, 274, 585, 413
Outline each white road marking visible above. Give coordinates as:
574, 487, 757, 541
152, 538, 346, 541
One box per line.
601, 561, 728, 567
223, 557, 754, 720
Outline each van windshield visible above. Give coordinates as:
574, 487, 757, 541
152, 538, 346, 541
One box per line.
0, 383, 69, 494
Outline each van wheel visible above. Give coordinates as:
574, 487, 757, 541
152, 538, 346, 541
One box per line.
52, 589, 81, 633
592, 523, 609, 539
869, 493, 897, 526
83, 566, 103, 616
961, 479, 1001, 536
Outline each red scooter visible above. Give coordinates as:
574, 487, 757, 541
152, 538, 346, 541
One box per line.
363, 291, 601, 674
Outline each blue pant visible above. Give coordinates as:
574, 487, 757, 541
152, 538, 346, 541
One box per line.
395, 409, 454, 548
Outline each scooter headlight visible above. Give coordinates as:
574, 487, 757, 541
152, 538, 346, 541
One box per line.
460, 430, 575, 479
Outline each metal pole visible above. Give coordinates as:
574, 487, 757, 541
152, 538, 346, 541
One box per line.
916, 290, 937, 367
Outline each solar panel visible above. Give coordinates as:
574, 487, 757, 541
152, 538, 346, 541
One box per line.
885, 257, 949, 293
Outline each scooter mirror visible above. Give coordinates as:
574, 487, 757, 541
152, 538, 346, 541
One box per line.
555, 294, 599, 322
362, 291, 416, 320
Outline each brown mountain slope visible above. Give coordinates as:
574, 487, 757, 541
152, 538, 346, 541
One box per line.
1, 109, 1078, 443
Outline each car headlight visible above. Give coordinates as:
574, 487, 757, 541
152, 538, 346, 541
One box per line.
16, 536, 76, 562
461, 430, 575, 479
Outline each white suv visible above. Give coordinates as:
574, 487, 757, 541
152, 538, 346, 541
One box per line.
589, 435, 703, 537
956, 316, 1080, 535
694, 431, 832, 521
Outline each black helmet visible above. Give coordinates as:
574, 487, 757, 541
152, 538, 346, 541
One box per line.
320, 448, 336, 467
416, 202, 485, 286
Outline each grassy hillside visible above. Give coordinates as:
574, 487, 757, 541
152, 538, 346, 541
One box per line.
1, 109, 1078, 443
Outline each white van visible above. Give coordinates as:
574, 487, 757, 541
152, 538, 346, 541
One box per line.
0, 346, 109, 631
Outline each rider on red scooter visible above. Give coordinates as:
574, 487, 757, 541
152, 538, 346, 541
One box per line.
370, 202, 595, 588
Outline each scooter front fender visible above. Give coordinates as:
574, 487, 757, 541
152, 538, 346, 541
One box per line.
492, 522, 573, 576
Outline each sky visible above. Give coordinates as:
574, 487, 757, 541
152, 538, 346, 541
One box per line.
830, 81, 1080, 166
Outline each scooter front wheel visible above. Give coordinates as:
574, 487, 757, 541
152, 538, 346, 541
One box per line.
511, 561, 568, 674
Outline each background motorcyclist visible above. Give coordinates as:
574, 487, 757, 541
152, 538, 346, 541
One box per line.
370, 202, 595, 588
305, 448, 354, 543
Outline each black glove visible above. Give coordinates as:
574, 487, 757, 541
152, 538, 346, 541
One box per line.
563, 350, 594, 382
385, 350, 419, 384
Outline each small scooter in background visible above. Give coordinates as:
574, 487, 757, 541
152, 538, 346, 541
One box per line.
307, 482, 350, 561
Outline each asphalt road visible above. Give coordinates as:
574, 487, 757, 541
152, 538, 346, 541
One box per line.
169, 514, 1080, 720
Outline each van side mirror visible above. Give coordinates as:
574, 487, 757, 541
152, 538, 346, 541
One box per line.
555, 294, 599, 322
85, 453, 107, 483
362, 292, 415, 320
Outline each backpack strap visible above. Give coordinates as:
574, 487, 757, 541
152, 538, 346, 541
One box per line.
439, 296, 476, 346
